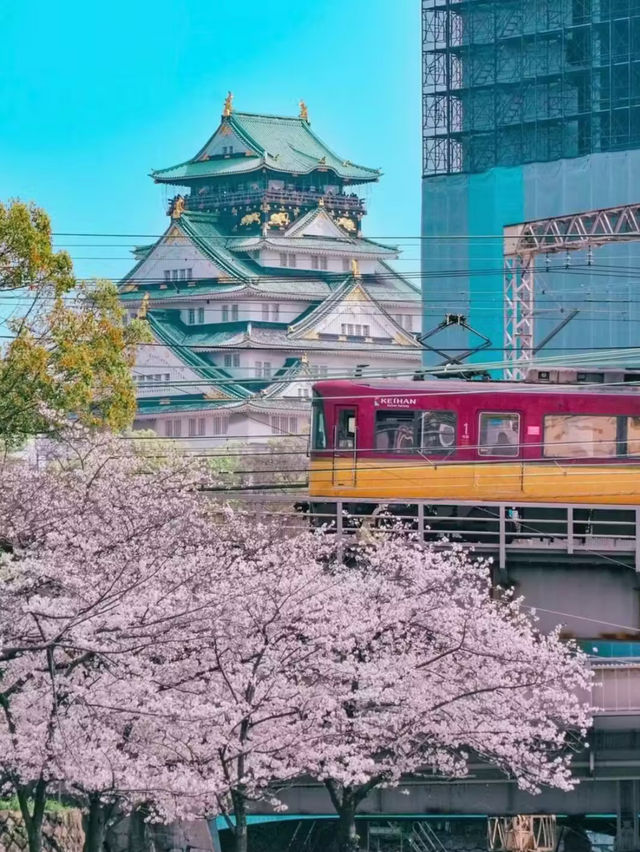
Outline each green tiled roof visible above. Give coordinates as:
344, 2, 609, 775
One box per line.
137, 395, 241, 415
150, 313, 291, 348
120, 280, 245, 302
147, 312, 251, 399
151, 112, 380, 184
179, 212, 256, 279
231, 234, 396, 257
262, 357, 306, 398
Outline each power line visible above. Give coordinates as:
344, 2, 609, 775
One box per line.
50, 230, 640, 241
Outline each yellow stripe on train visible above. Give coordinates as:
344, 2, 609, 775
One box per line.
309, 459, 640, 505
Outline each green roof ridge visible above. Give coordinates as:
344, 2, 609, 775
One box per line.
151, 110, 380, 184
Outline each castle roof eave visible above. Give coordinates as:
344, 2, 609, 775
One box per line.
150, 111, 381, 185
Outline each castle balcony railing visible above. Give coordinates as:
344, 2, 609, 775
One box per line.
183, 188, 366, 215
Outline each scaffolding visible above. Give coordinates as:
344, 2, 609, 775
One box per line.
422, 0, 640, 176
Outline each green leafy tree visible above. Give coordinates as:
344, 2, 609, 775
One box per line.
0, 200, 149, 445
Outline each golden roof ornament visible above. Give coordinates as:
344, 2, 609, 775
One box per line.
137, 292, 150, 319
222, 91, 234, 117
170, 195, 185, 219
299, 100, 309, 122
301, 352, 309, 365
351, 258, 361, 279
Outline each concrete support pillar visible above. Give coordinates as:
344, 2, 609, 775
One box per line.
616, 780, 640, 852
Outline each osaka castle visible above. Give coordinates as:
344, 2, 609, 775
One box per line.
119, 94, 422, 443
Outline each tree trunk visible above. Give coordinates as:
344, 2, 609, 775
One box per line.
230, 791, 248, 852
128, 808, 155, 852
324, 781, 365, 852
16, 780, 46, 852
336, 800, 360, 852
83, 795, 107, 852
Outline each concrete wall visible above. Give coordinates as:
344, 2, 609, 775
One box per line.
509, 563, 640, 638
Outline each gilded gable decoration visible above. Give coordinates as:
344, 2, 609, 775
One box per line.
222, 91, 234, 117
169, 195, 185, 219
137, 292, 150, 319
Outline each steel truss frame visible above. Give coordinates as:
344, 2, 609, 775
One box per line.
503, 202, 640, 379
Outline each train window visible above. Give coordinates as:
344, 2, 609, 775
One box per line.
336, 408, 356, 450
478, 412, 520, 457
375, 411, 416, 453
626, 417, 640, 456
311, 399, 327, 450
420, 411, 457, 453
543, 414, 617, 458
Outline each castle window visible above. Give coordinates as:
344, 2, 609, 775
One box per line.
222, 305, 229, 322
188, 308, 195, 325
342, 258, 350, 272
179, 269, 186, 280
263, 362, 272, 379
311, 255, 319, 270
187, 268, 193, 280
319, 255, 328, 270
271, 415, 296, 435
164, 270, 171, 281
272, 304, 280, 321
231, 304, 239, 321
262, 304, 269, 320
198, 418, 206, 437
255, 361, 262, 378
363, 325, 370, 337
279, 253, 287, 266
213, 415, 228, 435
172, 269, 178, 281
165, 420, 182, 438
224, 354, 232, 368
198, 307, 205, 324
188, 418, 197, 437
288, 254, 297, 268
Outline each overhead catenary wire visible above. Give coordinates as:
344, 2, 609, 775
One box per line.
49, 230, 640, 241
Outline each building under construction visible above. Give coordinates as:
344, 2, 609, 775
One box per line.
421, 0, 640, 366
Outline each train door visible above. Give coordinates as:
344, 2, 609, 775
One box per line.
332, 406, 358, 487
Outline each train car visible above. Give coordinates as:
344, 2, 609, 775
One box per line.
308, 370, 640, 511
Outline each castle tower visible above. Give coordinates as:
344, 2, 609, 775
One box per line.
120, 96, 421, 445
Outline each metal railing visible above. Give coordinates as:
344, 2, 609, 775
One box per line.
183, 188, 366, 215
301, 499, 640, 573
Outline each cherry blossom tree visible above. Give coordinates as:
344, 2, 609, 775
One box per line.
302, 533, 593, 852
0, 430, 594, 852
0, 429, 224, 852
0, 430, 337, 852
143, 513, 340, 852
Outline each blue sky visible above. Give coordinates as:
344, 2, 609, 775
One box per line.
0, 0, 422, 282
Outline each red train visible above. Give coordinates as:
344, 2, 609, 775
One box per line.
308, 368, 640, 513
